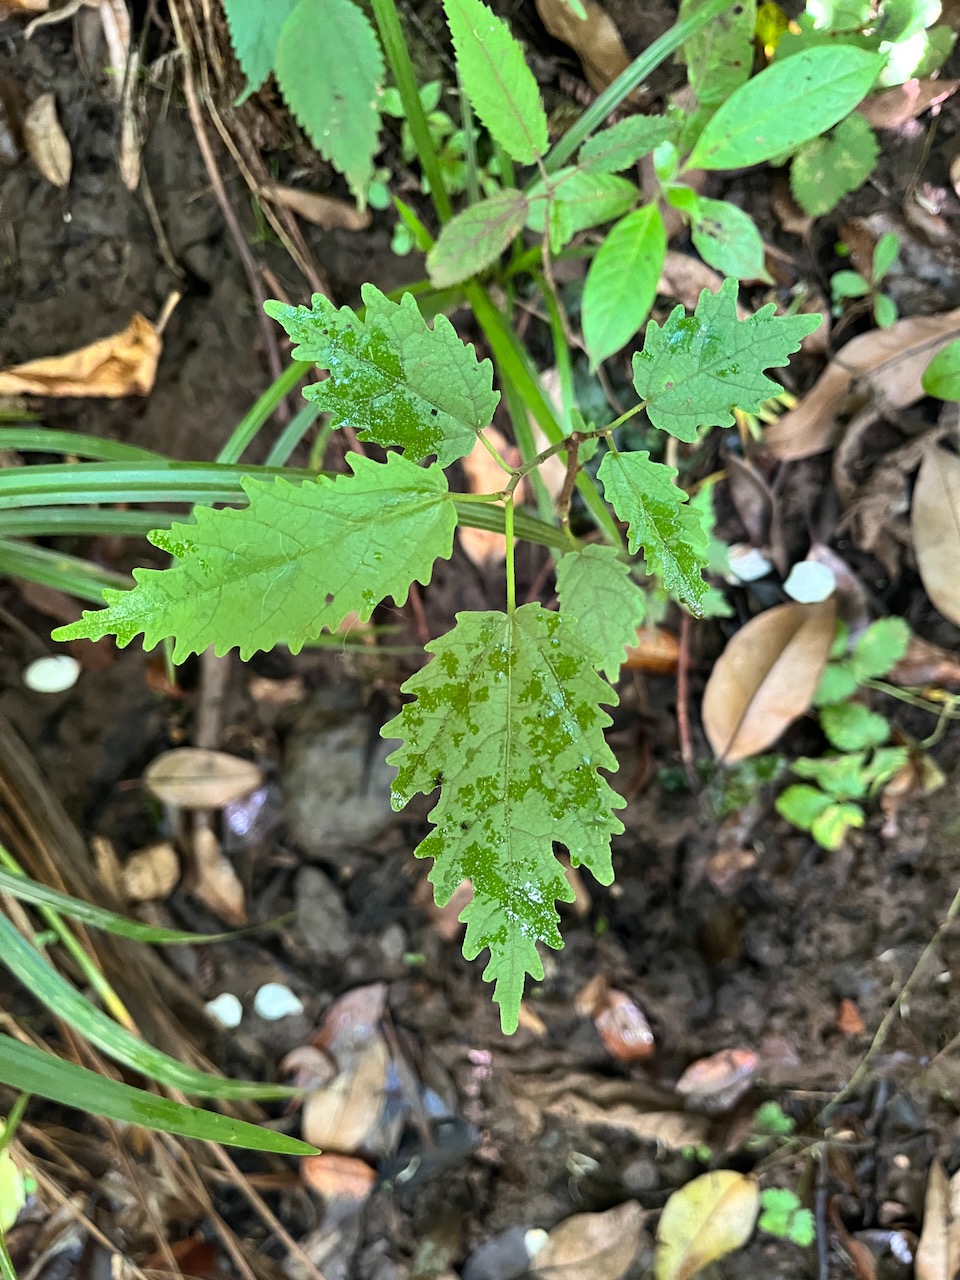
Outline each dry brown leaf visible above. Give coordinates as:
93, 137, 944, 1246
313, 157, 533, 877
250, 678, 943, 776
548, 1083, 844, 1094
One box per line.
912, 446, 960, 628
22, 92, 71, 187
654, 1170, 759, 1280
533, 1202, 646, 1280
889, 633, 960, 687
702, 600, 836, 763
674, 1049, 757, 1114
261, 182, 371, 231
301, 1034, 389, 1152
764, 308, 960, 461
0, 312, 162, 397
622, 627, 679, 674
836, 999, 866, 1036
188, 825, 246, 925
301, 1153, 377, 1203
594, 990, 656, 1063
859, 78, 959, 129
144, 748, 263, 810
658, 251, 749, 317
535, 0, 630, 95
544, 1095, 710, 1150
1, 0, 50, 10
459, 426, 518, 564
314, 982, 387, 1055
880, 750, 945, 839
915, 1160, 960, 1280
98, 0, 131, 99
558, 854, 592, 918
121, 841, 180, 902
413, 873, 472, 941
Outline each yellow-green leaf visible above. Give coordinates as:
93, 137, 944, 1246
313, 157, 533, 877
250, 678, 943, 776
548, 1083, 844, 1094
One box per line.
655, 1170, 760, 1280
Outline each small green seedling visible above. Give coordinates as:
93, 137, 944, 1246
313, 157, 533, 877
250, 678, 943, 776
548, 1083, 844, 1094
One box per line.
748, 1100, 797, 1144
831, 232, 900, 328
758, 1187, 816, 1247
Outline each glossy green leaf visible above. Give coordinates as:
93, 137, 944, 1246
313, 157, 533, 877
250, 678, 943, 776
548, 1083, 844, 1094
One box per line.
689, 197, 770, 281
525, 169, 638, 245
678, 0, 756, 107
923, 338, 960, 400
427, 190, 528, 286
266, 286, 499, 466
384, 604, 624, 1032
54, 455, 457, 661
221, 0, 297, 99
274, 0, 384, 200
0, 1035, 315, 1153
688, 46, 883, 169
790, 112, 878, 216
631, 277, 820, 441
582, 205, 666, 367
820, 702, 890, 750
442, 0, 548, 163
578, 115, 677, 174
597, 451, 708, 611
556, 544, 647, 680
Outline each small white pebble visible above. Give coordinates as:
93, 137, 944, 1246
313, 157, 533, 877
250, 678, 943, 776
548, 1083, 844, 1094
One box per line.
726, 544, 773, 584
524, 1229, 548, 1260
23, 654, 80, 694
205, 993, 243, 1029
783, 560, 836, 603
254, 982, 304, 1021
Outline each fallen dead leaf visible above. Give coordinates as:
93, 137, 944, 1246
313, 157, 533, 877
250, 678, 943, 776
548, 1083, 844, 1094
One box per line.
144, 748, 263, 810
828, 1200, 881, 1280
558, 854, 592, 918
301, 1153, 377, 1204
574, 973, 610, 1018
770, 175, 813, 239
763, 308, 960, 461
658, 251, 749, 317
189, 825, 246, 926
544, 1095, 710, 1150
533, 1201, 647, 1280
413, 874, 472, 941
674, 1049, 757, 1114
702, 600, 836, 762
261, 182, 371, 231
459, 426, 519, 564
0, 312, 163, 397
121, 841, 180, 902
594, 990, 656, 1063
880, 750, 946, 840
912, 446, 960, 628
622, 627, 680, 675
654, 1170, 759, 1280
301, 1033, 389, 1153
0, 0, 50, 10
836, 999, 866, 1036
98, 0, 131, 101
22, 92, 70, 186
859, 77, 959, 129
915, 1160, 960, 1280
247, 674, 306, 705
889, 633, 960, 687
517, 1002, 548, 1037
313, 983, 387, 1056
535, 0, 631, 96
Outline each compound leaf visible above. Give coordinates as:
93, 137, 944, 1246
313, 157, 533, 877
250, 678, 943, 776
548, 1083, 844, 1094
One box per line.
582, 205, 666, 367
427, 189, 528, 287
221, 0, 297, 100
443, 0, 548, 164
688, 46, 883, 169
578, 115, 678, 174
678, 0, 756, 108
790, 112, 878, 216
384, 604, 624, 1032
266, 286, 499, 466
54, 455, 456, 662
274, 0, 384, 200
556, 544, 647, 680
632, 278, 820, 441
597, 450, 708, 611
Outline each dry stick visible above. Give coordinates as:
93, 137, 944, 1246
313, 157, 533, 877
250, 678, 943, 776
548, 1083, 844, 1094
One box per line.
823, 877, 960, 1119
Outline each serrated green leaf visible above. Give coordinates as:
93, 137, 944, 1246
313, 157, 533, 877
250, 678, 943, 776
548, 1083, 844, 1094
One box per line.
813, 662, 859, 707
525, 169, 638, 244
442, 0, 548, 164
850, 617, 910, 680
811, 800, 864, 849
688, 47, 883, 170
266, 286, 499, 466
597, 450, 707, 611
923, 338, 960, 400
679, 0, 756, 107
274, 0, 384, 200
221, 0, 297, 100
631, 278, 820, 441
690, 197, 771, 281
820, 701, 890, 750
384, 604, 624, 1032
578, 115, 678, 174
427, 189, 528, 287
790, 113, 878, 217
53, 455, 457, 661
555, 544, 647, 680
582, 205, 666, 367
776, 783, 834, 830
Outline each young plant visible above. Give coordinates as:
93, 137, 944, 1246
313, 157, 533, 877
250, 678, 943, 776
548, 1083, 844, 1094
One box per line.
831, 232, 900, 328
758, 1187, 816, 1247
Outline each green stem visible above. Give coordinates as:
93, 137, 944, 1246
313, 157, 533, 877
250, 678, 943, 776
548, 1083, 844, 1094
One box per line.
458, 66, 481, 208
505, 494, 516, 615
0, 429, 163, 462
216, 361, 311, 464
0, 1093, 28, 1151
0, 1233, 16, 1280
371, 0, 453, 223
542, 0, 738, 174
0, 540, 130, 604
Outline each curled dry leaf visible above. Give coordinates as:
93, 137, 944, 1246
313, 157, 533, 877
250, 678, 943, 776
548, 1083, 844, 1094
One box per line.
22, 92, 70, 187
764, 307, 960, 461
314, 982, 387, 1055
880, 750, 945, 839
674, 1049, 758, 1114
189, 825, 246, 926
594, 990, 656, 1062
658, 251, 749, 318
836, 999, 866, 1036
702, 600, 836, 763
261, 182, 372, 231
532, 1201, 647, 1280
622, 627, 680, 675
0, 312, 162, 397
121, 841, 180, 902
413, 873, 473, 941
535, 0, 631, 96
301, 1033, 389, 1153
911, 447, 960, 629
889, 633, 960, 687
915, 1160, 960, 1280
546, 1095, 710, 1150
859, 78, 959, 129
655, 1170, 760, 1280
1, 0, 50, 10
144, 748, 263, 810
301, 1153, 377, 1204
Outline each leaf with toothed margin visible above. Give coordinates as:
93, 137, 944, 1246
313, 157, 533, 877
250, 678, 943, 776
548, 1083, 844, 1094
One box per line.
266, 286, 499, 467
53, 454, 456, 661
556, 545, 647, 680
383, 604, 624, 1033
